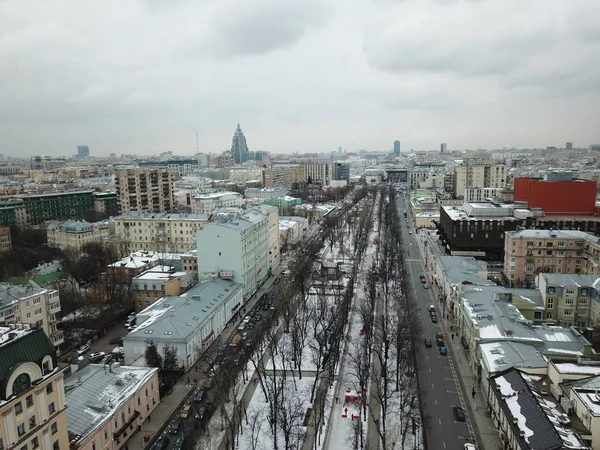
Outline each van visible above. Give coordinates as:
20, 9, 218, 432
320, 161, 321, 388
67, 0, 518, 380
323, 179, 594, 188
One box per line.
229, 334, 242, 347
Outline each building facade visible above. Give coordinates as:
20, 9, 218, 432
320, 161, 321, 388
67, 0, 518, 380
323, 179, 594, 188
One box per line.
107, 251, 161, 285
0, 284, 64, 348
251, 204, 280, 272
504, 230, 592, 287
190, 192, 243, 215
453, 159, 507, 201
113, 213, 209, 254
231, 123, 249, 164
77, 145, 90, 159
407, 169, 445, 190
93, 192, 117, 216
131, 266, 196, 312
262, 165, 305, 189
303, 162, 334, 185
244, 187, 286, 200
0, 327, 69, 450
115, 169, 174, 214
196, 211, 269, 299
0, 226, 11, 252
393, 140, 401, 156
46, 220, 110, 251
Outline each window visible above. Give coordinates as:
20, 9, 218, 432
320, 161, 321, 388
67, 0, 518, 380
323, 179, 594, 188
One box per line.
53, 440, 60, 450
564, 309, 573, 316
566, 288, 576, 295
48, 402, 55, 415
46, 382, 53, 394
582, 288, 589, 295
92, 443, 96, 450
547, 299, 554, 309
13, 374, 31, 396
104, 430, 108, 440
51, 422, 58, 435
17, 423, 26, 437
15, 401, 23, 414
28, 415, 36, 429
26, 394, 33, 408
31, 437, 39, 449
558, 242, 565, 247
565, 299, 575, 306
578, 308, 588, 316
534, 312, 542, 320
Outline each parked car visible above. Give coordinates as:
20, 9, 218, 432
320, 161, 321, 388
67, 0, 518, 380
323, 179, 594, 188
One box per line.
453, 406, 466, 422
153, 436, 169, 450
172, 436, 183, 450
464, 444, 476, 450
430, 314, 438, 323
435, 337, 444, 346
428, 304, 435, 312
193, 390, 205, 403
195, 406, 206, 420
419, 274, 425, 282
180, 403, 192, 419
78, 344, 91, 355
89, 352, 105, 363
424, 338, 432, 348
439, 346, 447, 355
168, 419, 181, 434
423, 283, 429, 289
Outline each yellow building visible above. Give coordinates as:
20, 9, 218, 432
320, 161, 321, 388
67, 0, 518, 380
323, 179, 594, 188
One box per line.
0, 326, 69, 450
46, 221, 110, 251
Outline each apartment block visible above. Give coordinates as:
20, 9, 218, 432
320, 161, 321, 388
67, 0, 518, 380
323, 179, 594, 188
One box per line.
196, 210, 269, 299
0, 327, 69, 450
0, 226, 11, 252
537, 273, 599, 327
453, 158, 507, 201
302, 162, 335, 185
113, 212, 209, 254
93, 191, 118, 216
0, 283, 64, 348
245, 187, 287, 200
190, 191, 243, 215
131, 266, 196, 312
504, 230, 592, 287
586, 237, 600, 275
407, 169, 445, 190
46, 220, 110, 251
229, 168, 263, 185
115, 169, 174, 214
262, 165, 305, 189
65, 364, 159, 450
252, 204, 280, 272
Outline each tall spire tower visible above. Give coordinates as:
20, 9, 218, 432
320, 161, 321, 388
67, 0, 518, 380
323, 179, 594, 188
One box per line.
231, 123, 249, 164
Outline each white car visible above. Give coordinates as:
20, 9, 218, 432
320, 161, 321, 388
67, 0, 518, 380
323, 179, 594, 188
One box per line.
464, 444, 476, 450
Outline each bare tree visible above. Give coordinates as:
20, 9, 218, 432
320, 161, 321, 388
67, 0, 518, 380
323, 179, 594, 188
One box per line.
276, 391, 305, 450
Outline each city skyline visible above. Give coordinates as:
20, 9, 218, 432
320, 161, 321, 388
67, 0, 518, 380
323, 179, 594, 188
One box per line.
0, 0, 599, 157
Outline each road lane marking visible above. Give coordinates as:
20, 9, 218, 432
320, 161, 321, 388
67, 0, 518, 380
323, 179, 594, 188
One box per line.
443, 442, 446, 448
434, 400, 438, 406
439, 419, 442, 426
432, 383, 435, 389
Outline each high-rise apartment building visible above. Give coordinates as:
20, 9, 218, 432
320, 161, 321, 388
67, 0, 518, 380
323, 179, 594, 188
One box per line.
115, 169, 174, 214
303, 162, 335, 185
231, 123, 249, 164
453, 158, 507, 200
0, 326, 69, 450
0, 283, 64, 348
441, 143, 447, 153
393, 140, 401, 156
77, 145, 90, 159
566, 142, 573, 150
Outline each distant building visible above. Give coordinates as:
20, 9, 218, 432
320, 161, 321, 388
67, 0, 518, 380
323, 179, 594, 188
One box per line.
46, 220, 110, 251
262, 165, 305, 189
65, 363, 159, 450
115, 169, 174, 214
0, 226, 11, 252
0, 326, 69, 450
231, 123, 250, 164
566, 142, 573, 150
334, 162, 350, 181
279, 216, 309, 249
440, 143, 447, 153
77, 145, 90, 159
93, 191, 117, 216
453, 159, 507, 201
190, 191, 243, 215
393, 140, 401, 156
0, 283, 64, 348
245, 187, 286, 200
589, 145, 600, 152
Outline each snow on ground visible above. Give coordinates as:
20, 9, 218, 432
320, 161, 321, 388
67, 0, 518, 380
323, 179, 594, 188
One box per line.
237, 376, 314, 450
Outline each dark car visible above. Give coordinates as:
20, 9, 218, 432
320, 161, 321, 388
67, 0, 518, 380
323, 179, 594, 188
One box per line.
424, 338, 432, 348
454, 406, 466, 422
195, 406, 206, 420
153, 436, 169, 450
436, 337, 445, 346
430, 314, 438, 323
172, 436, 183, 450
168, 419, 181, 434
439, 346, 447, 355
109, 336, 124, 346
419, 274, 426, 283
193, 390, 205, 403
205, 391, 215, 406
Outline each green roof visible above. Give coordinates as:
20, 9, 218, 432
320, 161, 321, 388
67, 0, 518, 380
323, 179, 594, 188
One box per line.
31, 271, 68, 288
7, 277, 29, 286
0, 328, 55, 396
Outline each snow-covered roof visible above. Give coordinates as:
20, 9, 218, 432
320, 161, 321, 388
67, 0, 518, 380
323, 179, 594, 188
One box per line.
553, 363, 600, 375
480, 341, 547, 374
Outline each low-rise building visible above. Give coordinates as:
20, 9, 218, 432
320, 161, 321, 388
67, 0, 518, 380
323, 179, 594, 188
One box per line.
65, 364, 159, 450
0, 326, 69, 450
245, 187, 286, 200
131, 266, 196, 312
190, 191, 243, 215
0, 283, 64, 348
265, 196, 302, 213
113, 212, 210, 254
46, 220, 110, 251
180, 250, 198, 275
279, 216, 309, 250
415, 212, 440, 229
106, 251, 160, 285
123, 278, 243, 369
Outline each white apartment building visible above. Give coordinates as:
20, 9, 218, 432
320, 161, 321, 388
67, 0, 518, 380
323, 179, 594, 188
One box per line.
453, 159, 507, 200
303, 162, 334, 185
407, 169, 446, 190
251, 204, 280, 272
113, 212, 210, 254
279, 216, 309, 248
229, 168, 263, 185
196, 210, 269, 299
115, 169, 174, 214
245, 187, 286, 200
46, 220, 110, 251
0, 283, 64, 349
190, 191, 243, 215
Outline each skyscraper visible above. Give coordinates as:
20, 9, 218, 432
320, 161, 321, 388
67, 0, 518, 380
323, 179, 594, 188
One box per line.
440, 143, 447, 153
231, 123, 249, 164
77, 145, 90, 159
393, 140, 401, 156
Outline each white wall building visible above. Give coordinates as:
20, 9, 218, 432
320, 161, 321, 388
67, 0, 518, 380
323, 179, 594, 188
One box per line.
244, 187, 286, 200
453, 159, 507, 200
279, 216, 309, 248
196, 211, 269, 299
251, 204, 280, 272
190, 191, 243, 215
123, 279, 243, 369
46, 220, 110, 251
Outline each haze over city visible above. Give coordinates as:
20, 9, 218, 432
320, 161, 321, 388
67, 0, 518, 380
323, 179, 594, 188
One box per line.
1, 0, 599, 156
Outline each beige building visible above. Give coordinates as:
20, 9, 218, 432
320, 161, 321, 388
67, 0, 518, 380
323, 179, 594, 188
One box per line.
504, 229, 591, 287
190, 191, 243, 215
113, 212, 210, 254
415, 212, 440, 229
131, 266, 196, 312
453, 158, 507, 201
0, 326, 69, 450
115, 169, 174, 214
407, 169, 445, 190
46, 220, 110, 251
65, 363, 159, 450
585, 236, 600, 275
180, 250, 198, 275
262, 165, 305, 189
0, 283, 64, 349
0, 226, 11, 252
251, 204, 280, 272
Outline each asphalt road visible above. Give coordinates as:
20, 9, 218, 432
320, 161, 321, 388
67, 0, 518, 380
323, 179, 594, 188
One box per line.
398, 195, 472, 450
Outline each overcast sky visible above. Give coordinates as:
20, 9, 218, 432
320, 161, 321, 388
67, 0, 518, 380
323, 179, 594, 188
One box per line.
1, 0, 599, 157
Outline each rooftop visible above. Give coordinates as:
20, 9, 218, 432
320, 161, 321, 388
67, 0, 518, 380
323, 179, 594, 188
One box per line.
126, 279, 242, 342
133, 266, 187, 281
539, 273, 600, 289
65, 364, 158, 443
48, 220, 109, 233
108, 251, 160, 269
505, 229, 596, 240
115, 212, 210, 221
480, 341, 547, 374
191, 191, 241, 200
442, 202, 517, 221
0, 283, 49, 308
438, 256, 493, 287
